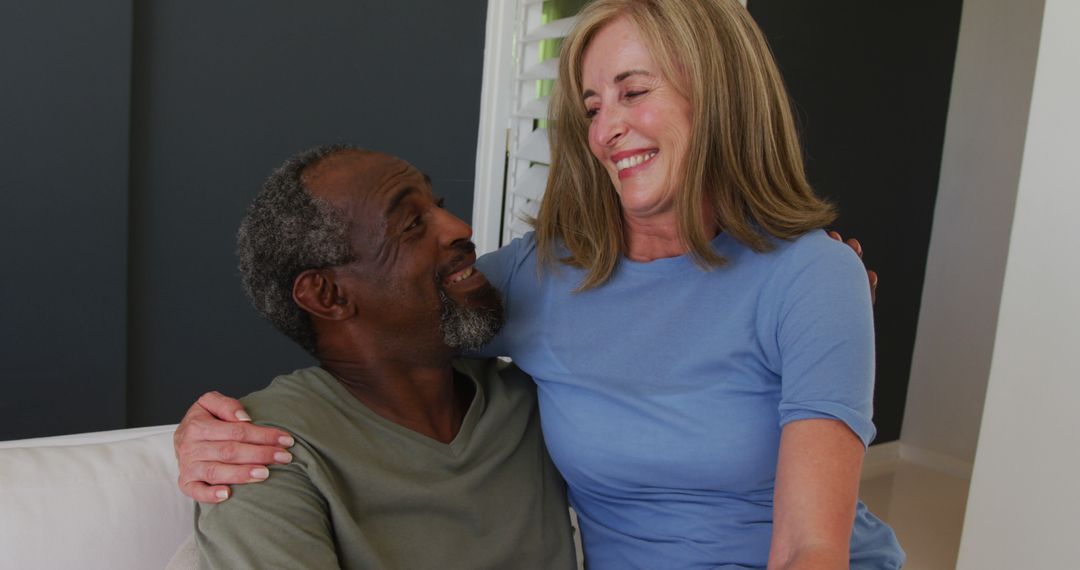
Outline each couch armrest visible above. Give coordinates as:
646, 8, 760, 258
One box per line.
0, 425, 193, 570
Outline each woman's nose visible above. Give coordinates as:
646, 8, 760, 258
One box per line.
592, 106, 627, 147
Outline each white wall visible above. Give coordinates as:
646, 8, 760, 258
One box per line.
901, 0, 1045, 465
956, 0, 1080, 565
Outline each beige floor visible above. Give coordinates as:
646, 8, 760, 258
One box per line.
859, 460, 971, 570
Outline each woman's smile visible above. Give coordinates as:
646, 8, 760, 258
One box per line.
613, 149, 658, 179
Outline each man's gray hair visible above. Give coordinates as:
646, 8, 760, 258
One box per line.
236, 144, 358, 353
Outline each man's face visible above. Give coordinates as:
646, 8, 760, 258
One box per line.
302, 150, 503, 351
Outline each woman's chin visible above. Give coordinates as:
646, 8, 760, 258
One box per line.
616, 194, 677, 224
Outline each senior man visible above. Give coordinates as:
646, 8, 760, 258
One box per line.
191, 145, 574, 569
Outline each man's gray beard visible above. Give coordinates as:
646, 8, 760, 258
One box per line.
438, 286, 505, 352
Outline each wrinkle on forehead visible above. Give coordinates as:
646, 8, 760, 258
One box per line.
303, 151, 418, 208
375, 161, 417, 193
296, 150, 421, 267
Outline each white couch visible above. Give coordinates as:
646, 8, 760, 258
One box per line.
0, 424, 194, 570
0, 424, 585, 570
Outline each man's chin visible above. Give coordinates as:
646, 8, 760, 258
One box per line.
438, 284, 506, 352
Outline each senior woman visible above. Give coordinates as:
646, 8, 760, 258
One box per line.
175, 0, 902, 568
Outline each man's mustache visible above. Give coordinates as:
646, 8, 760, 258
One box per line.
434, 240, 478, 284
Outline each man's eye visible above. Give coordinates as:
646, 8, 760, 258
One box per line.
405, 217, 422, 231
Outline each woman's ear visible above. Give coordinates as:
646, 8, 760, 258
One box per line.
293, 269, 353, 321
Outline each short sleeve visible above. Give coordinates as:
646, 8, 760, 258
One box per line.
772, 235, 877, 447
475, 234, 530, 295
195, 446, 340, 569
471, 234, 538, 358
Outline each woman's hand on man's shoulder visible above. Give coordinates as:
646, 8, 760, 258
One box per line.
173, 391, 296, 503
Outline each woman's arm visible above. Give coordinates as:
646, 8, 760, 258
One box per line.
174, 391, 295, 502
767, 418, 864, 570
766, 233, 877, 568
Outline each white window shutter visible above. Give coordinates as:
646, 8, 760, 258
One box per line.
501, 2, 577, 245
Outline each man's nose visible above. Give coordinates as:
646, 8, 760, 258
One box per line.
435, 207, 473, 246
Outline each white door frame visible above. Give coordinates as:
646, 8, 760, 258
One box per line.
471, 0, 516, 255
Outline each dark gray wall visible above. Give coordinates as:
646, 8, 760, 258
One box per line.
126, 0, 487, 428
2, 0, 964, 442
749, 0, 964, 443
1, 0, 487, 439
1, 1, 133, 439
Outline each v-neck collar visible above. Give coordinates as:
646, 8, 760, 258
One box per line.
312, 361, 486, 456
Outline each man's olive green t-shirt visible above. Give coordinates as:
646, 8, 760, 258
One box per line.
195, 358, 575, 570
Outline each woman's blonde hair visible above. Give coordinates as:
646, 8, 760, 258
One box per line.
535, 0, 836, 289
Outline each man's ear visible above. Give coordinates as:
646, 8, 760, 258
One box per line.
293, 269, 354, 321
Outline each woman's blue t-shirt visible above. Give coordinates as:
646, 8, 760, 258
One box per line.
475, 229, 904, 569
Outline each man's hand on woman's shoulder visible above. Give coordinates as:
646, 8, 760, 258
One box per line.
827, 230, 878, 305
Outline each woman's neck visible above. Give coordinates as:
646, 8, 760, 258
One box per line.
622, 210, 719, 262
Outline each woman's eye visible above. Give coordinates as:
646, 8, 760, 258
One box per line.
626, 90, 647, 99
584, 108, 598, 119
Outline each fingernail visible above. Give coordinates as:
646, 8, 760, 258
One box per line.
235, 410, 252, 422
274, 451, 293, 464
250, 467, 269, 480
215, 489, 230, 501
278, 435, 295, 447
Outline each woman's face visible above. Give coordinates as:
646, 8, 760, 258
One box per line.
581, 17, 693, 224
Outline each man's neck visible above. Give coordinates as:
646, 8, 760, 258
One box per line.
318, 354, 473, 444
